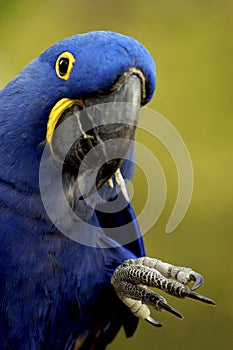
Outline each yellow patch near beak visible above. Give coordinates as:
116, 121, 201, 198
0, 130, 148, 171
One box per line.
46, 98, 84, 142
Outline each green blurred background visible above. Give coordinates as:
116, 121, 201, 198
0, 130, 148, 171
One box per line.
1, 0, 232, 349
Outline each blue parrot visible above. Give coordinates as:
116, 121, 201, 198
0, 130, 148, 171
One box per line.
0, 31, 215, 350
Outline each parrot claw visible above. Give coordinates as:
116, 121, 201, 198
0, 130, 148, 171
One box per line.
183, 289, 216, 305
190, 272, 204, 290
158, 301, 183, 318
145, 316, 163, 327
111, 256, 215, 327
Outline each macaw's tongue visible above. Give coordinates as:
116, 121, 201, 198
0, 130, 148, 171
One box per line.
51, 74, 142, 197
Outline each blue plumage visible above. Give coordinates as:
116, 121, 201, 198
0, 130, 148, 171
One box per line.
0, 31, 156, 349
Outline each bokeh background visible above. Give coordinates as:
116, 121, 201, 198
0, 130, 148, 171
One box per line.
1, 0, 232, 349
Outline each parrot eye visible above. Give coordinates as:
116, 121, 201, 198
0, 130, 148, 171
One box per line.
55, 51, 76, 80
59, 58, 69, 76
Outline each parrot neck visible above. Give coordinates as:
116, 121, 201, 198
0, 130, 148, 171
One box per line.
0, 62, 56, 192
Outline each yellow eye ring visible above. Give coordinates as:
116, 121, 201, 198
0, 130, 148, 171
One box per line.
55, 51, 75, 80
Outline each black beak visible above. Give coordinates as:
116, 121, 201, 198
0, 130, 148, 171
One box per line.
51, 71, 144, 197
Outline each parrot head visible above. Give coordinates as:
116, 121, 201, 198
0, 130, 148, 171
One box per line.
0, 31, 156, 219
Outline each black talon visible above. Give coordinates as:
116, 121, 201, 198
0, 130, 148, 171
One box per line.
190, 273, 204, 290
158, 301, 183, 319
185, 289, 216, 305
146, 316, 163, 327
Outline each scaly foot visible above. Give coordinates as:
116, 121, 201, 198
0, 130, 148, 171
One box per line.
111, 257, 215, 327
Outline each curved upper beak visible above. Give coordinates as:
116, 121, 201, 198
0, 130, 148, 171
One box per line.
50, 70, 144, 197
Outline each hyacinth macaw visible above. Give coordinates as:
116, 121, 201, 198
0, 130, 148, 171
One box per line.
0, 31, 215, 350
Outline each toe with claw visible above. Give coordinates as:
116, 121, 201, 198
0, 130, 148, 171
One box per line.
111, 257, 216, 327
